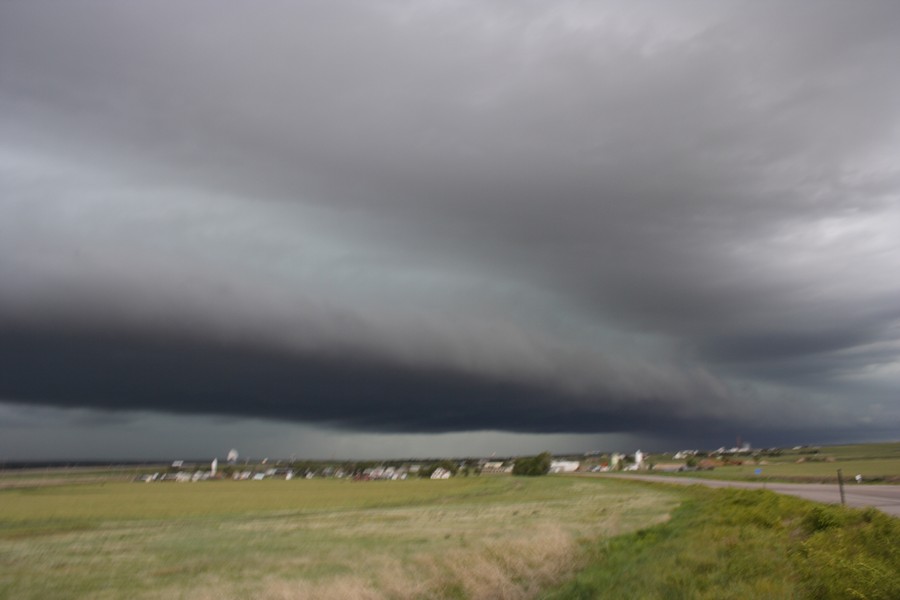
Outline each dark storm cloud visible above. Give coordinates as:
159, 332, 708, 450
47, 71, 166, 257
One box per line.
0, 319, 854, 448
0, 320, 707, 434
1, 1, 900, 446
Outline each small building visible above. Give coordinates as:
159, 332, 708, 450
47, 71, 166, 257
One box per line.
481, 461, 513, 475
650, 463, 683, 473
549, 460, 580, 473
430, 467, 452, 479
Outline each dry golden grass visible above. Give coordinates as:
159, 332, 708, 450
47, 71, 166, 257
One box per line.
183, 524, 578, 600
1, 477, 677, 599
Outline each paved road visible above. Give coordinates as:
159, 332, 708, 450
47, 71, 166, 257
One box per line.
594, 474, 900, 517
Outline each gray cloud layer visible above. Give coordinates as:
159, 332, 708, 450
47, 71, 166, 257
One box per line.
2, 1, 900, 451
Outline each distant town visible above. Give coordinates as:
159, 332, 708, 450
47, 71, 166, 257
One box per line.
118, 440, 819, 483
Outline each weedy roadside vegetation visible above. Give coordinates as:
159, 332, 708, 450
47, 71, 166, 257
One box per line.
543, 486, 900, 600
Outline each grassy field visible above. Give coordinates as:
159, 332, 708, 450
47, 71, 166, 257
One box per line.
0, 466, 154, 489
4, 449, 899, 599
645, 441, 900, 483
807, 442, 900, 461
762, 458, 894, 480
653, 458, 900, 483
0, 476, 679, 599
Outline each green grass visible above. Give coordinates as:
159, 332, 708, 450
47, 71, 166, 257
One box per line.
0, 476, 679, 599
542, 485, 900, 600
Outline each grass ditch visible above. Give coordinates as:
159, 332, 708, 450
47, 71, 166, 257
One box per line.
543, 485, 900, 600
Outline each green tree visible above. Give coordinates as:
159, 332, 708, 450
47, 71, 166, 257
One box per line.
513, 452, 552, 476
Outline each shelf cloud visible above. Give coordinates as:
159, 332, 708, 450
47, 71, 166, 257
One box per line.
2, 1, 899, 456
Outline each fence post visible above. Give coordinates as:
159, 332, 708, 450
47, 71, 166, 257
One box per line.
837, 468, 845, 505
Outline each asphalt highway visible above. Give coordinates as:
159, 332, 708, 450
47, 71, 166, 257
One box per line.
596, 474, 900, 517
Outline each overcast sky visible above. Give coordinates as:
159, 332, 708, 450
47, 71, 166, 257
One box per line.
2, 1, 899, 460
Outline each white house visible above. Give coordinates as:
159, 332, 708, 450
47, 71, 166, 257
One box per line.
430, 467, 452, 479
549, 460, 580, 473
